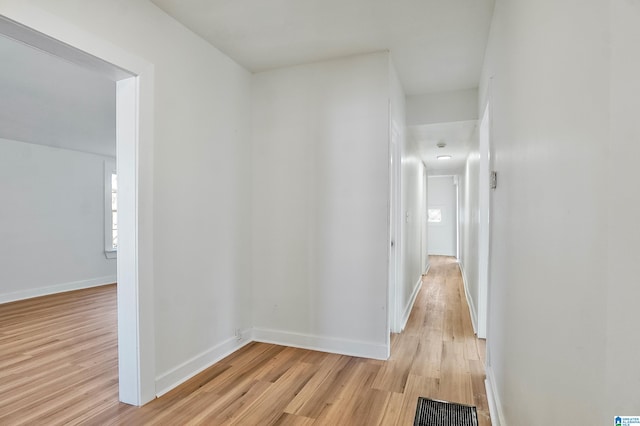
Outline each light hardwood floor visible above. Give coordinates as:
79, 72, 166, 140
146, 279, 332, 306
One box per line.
0, 256, 489, 425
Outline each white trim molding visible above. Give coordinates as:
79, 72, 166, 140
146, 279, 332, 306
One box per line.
423, 262, 431, 276
156, 326, 389, 397
400, 277, 423, 331
0, 276, 117, 305
252, 328, 388, 360
155, 328, 253, 397
459, 261, 478, 334
485, 365, 507, 426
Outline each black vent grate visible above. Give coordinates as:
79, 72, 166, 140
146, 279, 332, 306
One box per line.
413, 397, 478, 426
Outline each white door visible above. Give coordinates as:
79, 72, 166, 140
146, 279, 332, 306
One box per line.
388, 134, 401, 334
427, 176, 457, 256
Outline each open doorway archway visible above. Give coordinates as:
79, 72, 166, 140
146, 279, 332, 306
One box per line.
0, 13, 155, 405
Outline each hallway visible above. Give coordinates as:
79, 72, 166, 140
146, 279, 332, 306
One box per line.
391, 255, 490, 425
0, 256, 489, 425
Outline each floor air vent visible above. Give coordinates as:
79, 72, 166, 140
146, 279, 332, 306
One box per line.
413, 397, 478, 426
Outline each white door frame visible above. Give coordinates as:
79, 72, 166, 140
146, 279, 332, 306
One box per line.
388, 128, 402, 338
477, 101, 491, 339
454, 175, 460, 260
0, 10, 155, 405
427, 174, 459, 257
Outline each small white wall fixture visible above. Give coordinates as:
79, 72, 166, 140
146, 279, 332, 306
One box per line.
0, 12, 155, 405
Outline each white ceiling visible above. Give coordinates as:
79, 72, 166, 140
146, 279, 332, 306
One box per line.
151, 0, 495, 95
0, 35, 116, 157
409, 120, 477, 175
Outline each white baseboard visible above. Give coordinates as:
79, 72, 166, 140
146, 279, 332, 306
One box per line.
155, 328, 253, 397
485, 365, 506, 426
156, 326, 389, 397
458, 262, 478, 334
252, 327, 388, 360
0, 275, 117, 304
399, 277, 422, 331
423, 262, 431, 276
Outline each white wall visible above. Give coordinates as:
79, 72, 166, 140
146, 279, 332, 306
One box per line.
0, 0, 253, 398
251, 52, 390, 359
393, 62, 428, 331
0, 35, 116, 157
427, 176, 457, 256
459, 137, 480, 333
605, 0, 640, 417
407, 88, 478, 126
0, 138, 116, 303
480, 0, 614, 424
398, 145, 427, 329
421, 168, 428, 276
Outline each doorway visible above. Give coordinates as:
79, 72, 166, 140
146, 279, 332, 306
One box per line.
0, 15, 154, 405
427, 175, 458, 257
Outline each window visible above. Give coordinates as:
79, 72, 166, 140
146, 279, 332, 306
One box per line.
110, 173, 118, 249
428, 208, 442, 223
105, 161, 117, 258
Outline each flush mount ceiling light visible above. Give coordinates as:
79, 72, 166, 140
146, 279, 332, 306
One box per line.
437, 155, 452, 160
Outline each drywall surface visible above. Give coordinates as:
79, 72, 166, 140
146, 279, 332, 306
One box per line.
251, 52, 390, 359
398, 142, 427, 328
0, 35, 116, 157
0, 138, 116, 302
605, 0, 640, 417
459, 143, 480, 332
393, 61, 427, 330
480, 0, 611, 423
407, 88, 478, 126
0, 0, 253, 396
427, 176, 457, 256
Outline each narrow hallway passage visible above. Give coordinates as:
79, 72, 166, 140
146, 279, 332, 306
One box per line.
378, 255, 490, 425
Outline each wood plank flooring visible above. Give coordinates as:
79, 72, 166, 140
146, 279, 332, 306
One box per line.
0, 256, 489, 425
0, 285, 119, 425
